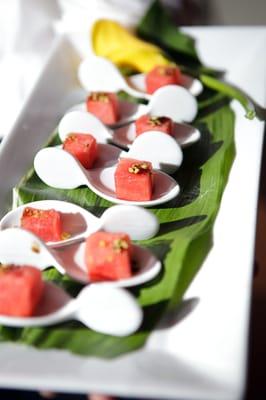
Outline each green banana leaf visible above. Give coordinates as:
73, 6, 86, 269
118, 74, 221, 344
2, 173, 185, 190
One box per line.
138, 0, 201, 65
138, 0, 255, 118
137, 0, 224, 77
0, 3, 236, 358
1, 103, 235, 357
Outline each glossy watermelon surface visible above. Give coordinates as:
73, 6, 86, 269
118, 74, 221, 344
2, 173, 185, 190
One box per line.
135, 115, 173, 136
21, 207, 62, 242
86, 92, 119, 124
0, 265, 44, 317
63, 133, 98, 169
85, 231, 132, 281
115, 158, 153, 201
145, 65, 181, 94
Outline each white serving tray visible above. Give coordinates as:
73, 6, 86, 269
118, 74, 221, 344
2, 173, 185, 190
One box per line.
0, 28, 265, 400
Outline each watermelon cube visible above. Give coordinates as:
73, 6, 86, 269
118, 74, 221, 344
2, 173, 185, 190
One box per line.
145, 65, 181, 94
135, 115, 173, 136
63, 133, 98, 169
115, 158, 153, 201
86, 92, 119, 124
0, 265, 44, 317
85, 231, 132, 282
21, 207, 63, 242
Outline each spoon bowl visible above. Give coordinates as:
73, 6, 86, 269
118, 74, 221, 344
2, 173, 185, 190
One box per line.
87, 166, 180, 207
56, 241, 161, 286
0, 281, 142, 336
128, 72, 203, 97
0, 228, 162, 286
113, 120, 200, 148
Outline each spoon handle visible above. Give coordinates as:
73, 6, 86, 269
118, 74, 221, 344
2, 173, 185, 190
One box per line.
34, 300, 78, 327
76, 285, 143, 336
0, 298, 78, 328
125, 85, 150, 101
50, 235, 85, 249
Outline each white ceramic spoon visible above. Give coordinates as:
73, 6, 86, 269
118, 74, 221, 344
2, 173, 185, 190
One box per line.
0, 200, 159, 247
70, 85, 198, 127
57, 114, 121, 168
78, 55, 151, 100
78, 55, 203, 99
0, 228, 162, 286
59, 110, 200, 149
0, 281, 142, 336
34, 147, 180, 207
128, 72, 203, 97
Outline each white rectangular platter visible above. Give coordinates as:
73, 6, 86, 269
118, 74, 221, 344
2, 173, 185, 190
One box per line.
0, 27, 265, 400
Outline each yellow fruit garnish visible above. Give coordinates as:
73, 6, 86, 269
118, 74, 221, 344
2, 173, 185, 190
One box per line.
92, 19, 170, 73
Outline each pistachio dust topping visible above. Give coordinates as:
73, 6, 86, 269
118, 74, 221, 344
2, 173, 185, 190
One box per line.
0, 264, 12, 274
67, 134, 92, 149
24, 208, 45, 218
112, 238, 129, 253
61, 232, 71, 240
90, 92, 110, 103
158, 66, 175, 76
128, 162, 150, 174
67, 134, 77, 141
148, 116, 164, 126
31, 242, 40, 253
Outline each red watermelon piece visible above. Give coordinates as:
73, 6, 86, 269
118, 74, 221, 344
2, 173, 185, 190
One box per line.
135, 115, 173, 136
21, 207, 63, 242
86, 92, 119, 124
0, 265, 44, 317
145, 65, 182, 94
63, 133, 98, 169
115, 158, 153, 202
85, 231, 132, 282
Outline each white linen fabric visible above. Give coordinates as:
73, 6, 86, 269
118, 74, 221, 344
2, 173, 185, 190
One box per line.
0, 0, 181, 137
0, 0, 60, 137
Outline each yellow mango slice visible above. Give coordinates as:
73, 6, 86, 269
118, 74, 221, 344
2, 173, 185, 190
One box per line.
92, 19, 170, 73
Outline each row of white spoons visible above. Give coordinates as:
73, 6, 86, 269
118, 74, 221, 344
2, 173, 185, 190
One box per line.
33, 56, 202, 206
34, 108, 200, 206
0, 56, 203, 336
60, 109, 200, 149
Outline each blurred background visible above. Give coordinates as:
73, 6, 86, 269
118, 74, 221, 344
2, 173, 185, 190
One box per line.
1, 0, 266, 137
1, 0, 266, 136
0, 0, 265, 399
